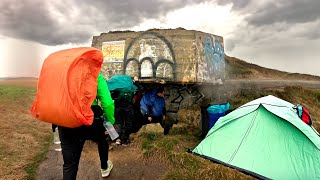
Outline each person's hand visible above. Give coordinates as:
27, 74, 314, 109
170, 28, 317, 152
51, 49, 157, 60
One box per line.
148, 117, 152, 121
133, 76, 139, 82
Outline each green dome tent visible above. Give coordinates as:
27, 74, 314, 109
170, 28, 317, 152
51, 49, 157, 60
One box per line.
193, 95, 320, 179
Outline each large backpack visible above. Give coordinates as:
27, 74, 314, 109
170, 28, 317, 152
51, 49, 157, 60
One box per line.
107, 75, 137, 104
294, 104, 312, 125
111, 90, 134, 103
31, 47, 103, 128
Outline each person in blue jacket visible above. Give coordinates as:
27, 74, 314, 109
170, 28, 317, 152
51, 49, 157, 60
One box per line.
140, 85, 171, 135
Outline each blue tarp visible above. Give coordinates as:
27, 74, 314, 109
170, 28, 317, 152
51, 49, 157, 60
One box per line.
207, 102, 230, 128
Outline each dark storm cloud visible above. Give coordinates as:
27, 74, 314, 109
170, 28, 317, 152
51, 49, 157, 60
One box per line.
217, 0, 320, 51
77, 0, 209, 28
247, 0, 320, 26
0, 0, 209, 46
0, 0, 94, 45
215, 0, 320, 26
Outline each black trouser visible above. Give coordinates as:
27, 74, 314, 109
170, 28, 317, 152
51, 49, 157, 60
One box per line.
58, 118, 109, 180
129, 101, 144, 133
114, 102, 134, 142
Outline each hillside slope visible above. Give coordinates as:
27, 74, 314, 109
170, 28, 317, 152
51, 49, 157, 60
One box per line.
225, 55, 320, 80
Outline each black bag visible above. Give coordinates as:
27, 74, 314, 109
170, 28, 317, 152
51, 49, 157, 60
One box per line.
91, 105, 104, 119
200, 106, 210, 138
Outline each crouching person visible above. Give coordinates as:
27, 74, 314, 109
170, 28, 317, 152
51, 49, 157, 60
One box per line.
140, 85, 171, 135
113, 93, 135, 145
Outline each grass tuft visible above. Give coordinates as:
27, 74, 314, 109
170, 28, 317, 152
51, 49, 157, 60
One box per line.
25, 135, 52, 180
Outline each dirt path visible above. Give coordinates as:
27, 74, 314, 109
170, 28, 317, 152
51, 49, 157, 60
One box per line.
37, 139, 168, 180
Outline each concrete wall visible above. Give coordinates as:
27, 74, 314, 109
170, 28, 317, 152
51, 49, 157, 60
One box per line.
92, 29, 224, 84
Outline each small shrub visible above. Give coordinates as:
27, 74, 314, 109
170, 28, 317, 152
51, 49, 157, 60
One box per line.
316, 91, 320, 102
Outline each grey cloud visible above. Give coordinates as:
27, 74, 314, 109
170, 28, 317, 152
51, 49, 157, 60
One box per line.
305, 31, 320, 40
224, 39, 236, 52
221, 0, 320, 43
294, 20, 320, 40
215, 0, 320, 27
0, 1, 57, 44
215, 0, 320, 40
247, 0, 320, 26
0, 0, 209, 45
0, 0, 91, 45
216, 0, 251, 10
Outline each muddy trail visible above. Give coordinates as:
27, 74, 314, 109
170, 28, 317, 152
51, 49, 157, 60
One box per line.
37, 135, 168, 180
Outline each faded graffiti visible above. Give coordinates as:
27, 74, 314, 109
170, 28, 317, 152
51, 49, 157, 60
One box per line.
102, 40, 125, 62
101, 40, 126, 79
101, 62, 122, 79
139, 39, 157, 61
164, 85, 204, 113
125, 60, 139, 77
141, 59, 153, 77
125, 32, 176, 80
156, 62, 173, 78
140, 84, 204, 113
202, 35, 225, 80
213, 38, 225, 78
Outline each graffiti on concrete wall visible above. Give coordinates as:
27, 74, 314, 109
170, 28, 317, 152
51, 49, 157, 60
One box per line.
101, 62, 123, 79
213, 37, 225, 78
99, 31, 224, 83
124, 32, 176, 80
165, 85, 204, 112
102, 40, 125, 62
198, 35, 225, 82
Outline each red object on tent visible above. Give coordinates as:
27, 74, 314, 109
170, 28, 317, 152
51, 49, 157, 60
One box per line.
31, 47, 103, 128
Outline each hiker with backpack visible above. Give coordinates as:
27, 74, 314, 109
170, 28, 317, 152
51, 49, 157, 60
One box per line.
132, 76, 144, 105
31, 48, 115, 179
58, 73, 115, 179
112, 90, 135, 145
140, 84, 171, 135
107, 75, 137, 145
131, 76, 145, 133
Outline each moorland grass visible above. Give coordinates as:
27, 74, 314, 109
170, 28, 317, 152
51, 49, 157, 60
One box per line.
0, 85, 51, 179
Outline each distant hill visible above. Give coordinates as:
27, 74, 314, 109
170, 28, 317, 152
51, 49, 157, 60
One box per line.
225, 55, 320, 81
0, 77, 38, 87
0, 77, 38, 80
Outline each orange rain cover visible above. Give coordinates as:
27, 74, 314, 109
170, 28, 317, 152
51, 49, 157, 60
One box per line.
31, 47, 103, 128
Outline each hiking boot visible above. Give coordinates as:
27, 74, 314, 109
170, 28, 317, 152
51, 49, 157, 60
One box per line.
54, 147, 62, 151
163, 128, 170, 135
101, 160, 113, 177
54, 141, 61, 145
121, 139, 129, 146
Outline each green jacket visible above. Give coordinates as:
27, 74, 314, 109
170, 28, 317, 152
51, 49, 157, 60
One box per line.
92, 73, 115, 124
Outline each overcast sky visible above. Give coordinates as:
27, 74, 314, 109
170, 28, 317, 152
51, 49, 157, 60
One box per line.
0, 0, 319, 77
